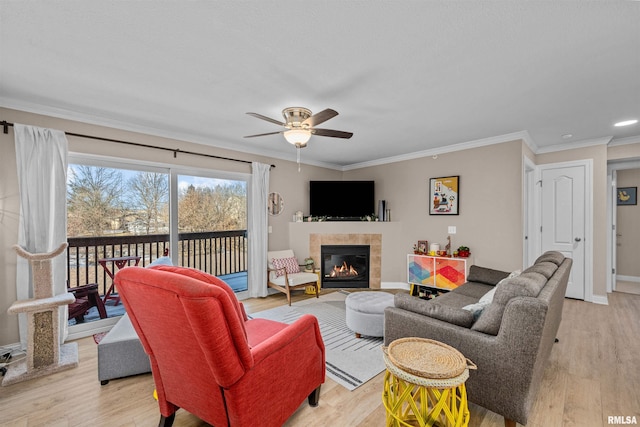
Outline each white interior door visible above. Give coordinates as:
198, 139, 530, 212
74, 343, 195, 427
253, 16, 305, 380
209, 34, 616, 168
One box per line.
540, 163, 587, 299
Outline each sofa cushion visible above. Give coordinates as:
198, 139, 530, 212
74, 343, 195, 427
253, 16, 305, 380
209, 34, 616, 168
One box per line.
394, 293, 475, 328
471, 272, 547, 335
522, 261, 557, 279
453, 282, 495, 299
534, 251, 564, 266
467, 265, 510, 286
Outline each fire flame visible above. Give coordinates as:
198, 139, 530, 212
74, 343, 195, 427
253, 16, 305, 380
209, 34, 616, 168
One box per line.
329, 261, 359, 278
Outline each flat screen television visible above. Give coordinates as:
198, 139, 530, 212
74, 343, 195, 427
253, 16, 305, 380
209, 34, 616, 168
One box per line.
309, 180, 375, 220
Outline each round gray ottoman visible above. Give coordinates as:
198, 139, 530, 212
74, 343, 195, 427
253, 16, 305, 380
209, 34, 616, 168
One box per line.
345, 291, 395, 338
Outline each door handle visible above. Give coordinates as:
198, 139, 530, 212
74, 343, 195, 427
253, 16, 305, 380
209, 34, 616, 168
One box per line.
574, 237, 582, 242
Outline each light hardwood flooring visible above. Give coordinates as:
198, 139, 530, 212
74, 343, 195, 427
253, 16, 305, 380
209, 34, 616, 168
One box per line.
0, 291, 638, 427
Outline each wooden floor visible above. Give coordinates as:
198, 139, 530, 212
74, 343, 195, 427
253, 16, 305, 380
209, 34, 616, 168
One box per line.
0, 291, 638, 427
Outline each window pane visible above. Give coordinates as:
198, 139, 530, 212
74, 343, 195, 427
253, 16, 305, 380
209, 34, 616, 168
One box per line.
177, 174, 248, 292
67, 164, 169, 325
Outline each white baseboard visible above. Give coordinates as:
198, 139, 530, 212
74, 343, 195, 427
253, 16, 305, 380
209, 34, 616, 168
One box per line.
591, 294, 609, 305
381, 281, 410, 290
0, 342, 23, 354
617, 275, 640, 283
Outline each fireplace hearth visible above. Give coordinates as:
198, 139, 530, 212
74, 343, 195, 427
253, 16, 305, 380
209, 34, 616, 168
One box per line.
321, 245, 370, 288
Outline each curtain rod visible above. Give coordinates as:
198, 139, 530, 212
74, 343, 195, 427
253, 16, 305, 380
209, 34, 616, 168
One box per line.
1, 120, 275, 168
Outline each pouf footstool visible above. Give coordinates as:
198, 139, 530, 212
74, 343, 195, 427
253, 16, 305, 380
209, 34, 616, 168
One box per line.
97, 313, 151, 385
345, 291, 394, 338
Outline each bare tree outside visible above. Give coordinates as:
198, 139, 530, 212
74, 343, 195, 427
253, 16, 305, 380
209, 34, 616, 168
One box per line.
67, 165, 124, 237
178, 182, 246, 232
128, 172, 169, 234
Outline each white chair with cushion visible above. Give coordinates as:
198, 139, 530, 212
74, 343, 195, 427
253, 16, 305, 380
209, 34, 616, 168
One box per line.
268, 249, 319, 305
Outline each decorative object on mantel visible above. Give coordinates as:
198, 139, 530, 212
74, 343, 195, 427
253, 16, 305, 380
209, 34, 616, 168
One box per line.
3, 243, 78, 386
429, 176, 459, 215
414, 240, 428, 254
457, 246, 471, 258
294, 210, 304, 222
428, 243, 440, 256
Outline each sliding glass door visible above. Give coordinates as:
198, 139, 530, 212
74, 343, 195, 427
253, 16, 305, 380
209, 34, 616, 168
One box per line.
173, 171, 249, 295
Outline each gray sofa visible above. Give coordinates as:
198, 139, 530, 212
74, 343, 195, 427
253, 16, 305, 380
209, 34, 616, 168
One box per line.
384, 251, 572, 426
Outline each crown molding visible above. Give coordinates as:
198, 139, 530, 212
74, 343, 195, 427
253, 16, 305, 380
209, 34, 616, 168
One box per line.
535, 136, 612, 154
608, 134, 640, 147
341, 130, 535, 171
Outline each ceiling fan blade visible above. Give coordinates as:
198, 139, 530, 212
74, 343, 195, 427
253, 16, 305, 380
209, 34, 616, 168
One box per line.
243, 131, 284, 138
302, 108, 338, 127
246, 112, 286, 127
312, 128, 353, 139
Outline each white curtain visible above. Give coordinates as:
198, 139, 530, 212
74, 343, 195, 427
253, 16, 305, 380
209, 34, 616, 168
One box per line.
14, 124, 69, 347
248, 162, 270, 298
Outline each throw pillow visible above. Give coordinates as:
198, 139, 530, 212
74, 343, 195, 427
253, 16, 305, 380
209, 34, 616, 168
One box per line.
461, 302, 486, 321
471, 271, 546, 335
271, 257, 300, 277
146, 256, 173, 267
463, 269, 522, 321
477, 270, 520, 304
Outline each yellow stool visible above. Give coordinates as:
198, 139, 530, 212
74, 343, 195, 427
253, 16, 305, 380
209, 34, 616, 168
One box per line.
382, 338, 474, 427
305, 269, 321, 295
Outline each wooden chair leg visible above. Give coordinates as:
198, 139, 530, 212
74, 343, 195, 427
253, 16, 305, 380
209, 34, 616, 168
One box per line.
308, 385, 321, 407
315, 283, 319, 298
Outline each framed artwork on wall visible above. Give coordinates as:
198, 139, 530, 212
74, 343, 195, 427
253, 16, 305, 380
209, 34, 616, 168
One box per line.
429, 176, 459, 215
617, 187, 637, 205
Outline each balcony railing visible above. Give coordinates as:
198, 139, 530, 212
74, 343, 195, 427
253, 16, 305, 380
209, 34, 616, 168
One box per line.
67, 230, 248, 296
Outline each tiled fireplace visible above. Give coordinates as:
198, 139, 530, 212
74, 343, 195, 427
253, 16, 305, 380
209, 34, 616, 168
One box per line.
320, 244, 370, 288
310, 233, 382, 288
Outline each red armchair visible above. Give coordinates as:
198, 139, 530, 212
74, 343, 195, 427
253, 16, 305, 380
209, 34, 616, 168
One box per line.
114, 265, 325, 427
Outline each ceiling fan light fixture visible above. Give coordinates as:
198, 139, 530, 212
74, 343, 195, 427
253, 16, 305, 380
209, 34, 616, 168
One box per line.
284, 129, 311, 145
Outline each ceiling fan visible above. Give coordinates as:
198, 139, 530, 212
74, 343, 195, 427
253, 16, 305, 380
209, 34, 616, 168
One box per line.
244, 107, 353, 170
244, 107, 353, 146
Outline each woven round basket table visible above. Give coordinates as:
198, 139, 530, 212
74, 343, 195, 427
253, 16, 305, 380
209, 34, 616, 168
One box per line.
382, 338, 475, 427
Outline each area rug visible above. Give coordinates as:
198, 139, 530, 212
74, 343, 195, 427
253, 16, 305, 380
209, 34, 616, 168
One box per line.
93, 332, 108, 344
249, 291, 386, 391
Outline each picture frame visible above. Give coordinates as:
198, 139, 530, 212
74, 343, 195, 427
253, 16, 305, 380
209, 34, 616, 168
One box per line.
429, 176, 459, 215
417, 240, 428, 254
617, 187, 637, 205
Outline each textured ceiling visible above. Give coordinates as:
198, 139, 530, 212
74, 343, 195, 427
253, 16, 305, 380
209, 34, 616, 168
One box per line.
1, 1, 639, 169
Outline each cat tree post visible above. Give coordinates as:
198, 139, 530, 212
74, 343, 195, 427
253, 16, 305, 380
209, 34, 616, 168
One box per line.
3, 243, 78, 386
